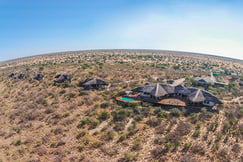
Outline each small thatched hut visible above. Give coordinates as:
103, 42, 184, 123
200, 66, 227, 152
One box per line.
33, 74, 44, 81
79, 78, 108, 90
54, 74, 71, 83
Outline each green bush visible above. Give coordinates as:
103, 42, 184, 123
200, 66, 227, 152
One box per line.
170, 108, 181, 117
76, 131, 86, 139
14, 139, 22, 146
113, 109, 130, 121
99, 111, 110, 121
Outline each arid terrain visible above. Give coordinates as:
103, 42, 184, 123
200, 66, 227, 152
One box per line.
0, 50, 242, 162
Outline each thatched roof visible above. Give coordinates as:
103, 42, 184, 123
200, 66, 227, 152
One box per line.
188, 89, 205, 102
132, 83, 222, 104
131, 86, 144, 93
17, 73, 25, 79
160, 84, 175, 94
201, 90, 222, 104
187, 88, 222, 104
54, 74, 71, 83
132, 83, 168, 97
150, 83, 168, 97
33, 74, 44, 81
80, 78, 107, 86
8, 73, 15, 78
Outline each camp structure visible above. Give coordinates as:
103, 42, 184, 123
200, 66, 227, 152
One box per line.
8, 73, 15, 78
131, 83, 222, 107
79, 78, 108, 90
54, 74, 71, 83
8, 73, 25, 79
194, 77, 214, 86
187, 88, 222, 106
33, 74, 44, 81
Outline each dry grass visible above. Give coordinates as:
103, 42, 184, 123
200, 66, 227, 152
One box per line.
0, 50, 242, 162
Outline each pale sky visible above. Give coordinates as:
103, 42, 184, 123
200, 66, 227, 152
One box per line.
0, 0, 243, 61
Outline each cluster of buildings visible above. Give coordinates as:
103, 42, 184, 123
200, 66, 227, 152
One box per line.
8, 72, 222, 108
128, 83, 222, 107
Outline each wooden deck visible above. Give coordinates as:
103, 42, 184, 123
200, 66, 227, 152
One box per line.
157, 98, 186, 106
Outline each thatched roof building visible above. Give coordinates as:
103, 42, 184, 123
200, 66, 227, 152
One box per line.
54, 74, 71, 83
131, 83, 222, 107
79, 78, 108, 90
33, 74, 44, 81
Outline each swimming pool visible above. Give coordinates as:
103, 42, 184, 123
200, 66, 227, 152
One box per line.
120, 97, 135, 101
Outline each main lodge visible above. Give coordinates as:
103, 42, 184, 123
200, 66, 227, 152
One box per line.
118, 83, 222, 107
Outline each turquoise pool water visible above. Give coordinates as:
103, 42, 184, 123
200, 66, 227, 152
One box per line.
120, 97, 135, 101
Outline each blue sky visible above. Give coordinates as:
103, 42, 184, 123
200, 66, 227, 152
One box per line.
0, 0, 243, 61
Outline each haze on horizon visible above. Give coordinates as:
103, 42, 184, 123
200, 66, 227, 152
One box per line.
1, 0, 243, 61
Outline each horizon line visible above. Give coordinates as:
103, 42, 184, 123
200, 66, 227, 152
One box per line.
1, 48, 242, 63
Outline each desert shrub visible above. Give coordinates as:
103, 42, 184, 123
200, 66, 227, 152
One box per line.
66, 92, 76, 99
170, 108, 181, 117
103, 130, 116, 141
91, 140, 103, 148
151, 146, 167, 158
62, 118, 73, 126
154, 137, 166, 145
27, 157, 41, 162
42, 99, 48, 106
100, 102, 109, 108
113, 121, 126, 131
132, 139, 142, 151
146, 117, 161, 127
84, 97, 93, 105
207, 121, 218, 132
99, 111, 110, 121
121, 152, 138, 162
39, 66, 44, 71
182, 142, 192, 152
79, 90, 88, 96
21, 110, 40, 121
215, 133, 222, 142
117, 134, 127, 143
76, 131, 86, 139
59, 89, 66, 95
53, 114, 62, 119
77, 118, 89, 128
56, 140, 66, 147
155, 123, 166, 134
192, 130, 200, 138
191, 142, 205, 155
45, 108, 54, 114
165, 122, 191, 146
14, 139, 22, 146
157, 110, 168, 118
189, 113, 199, 124
232, 143, 241, 153
222, 121, 231, 133
100, 146, 118, 156
113, 109, 131, 121
218, 147, 229, 159
53, 126, 63, 135
41, 135, 49, 144
134, 114, 143, 121
127, 125, 139, 137
176, 122, 192, 136
180, 154, 197, 162
35, 146, 47, 156
199, 109, 213, 121
89, 118, 100, 129
77, 144, 85, 152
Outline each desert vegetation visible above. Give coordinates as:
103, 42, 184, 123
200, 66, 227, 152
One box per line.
0, 50, 242, 161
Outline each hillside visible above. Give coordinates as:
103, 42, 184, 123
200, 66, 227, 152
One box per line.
0, 50, 242, 162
